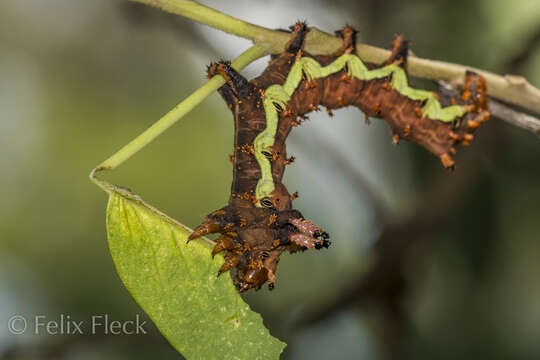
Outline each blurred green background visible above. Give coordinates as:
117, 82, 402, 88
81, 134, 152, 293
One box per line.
1, 0, 539, 359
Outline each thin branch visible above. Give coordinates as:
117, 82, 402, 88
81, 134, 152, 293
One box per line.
489, 26, 540, 137
132, 0, 540, 116
131, 0, 279, 43
439, 81, 540, 138
489, 99, 540, 137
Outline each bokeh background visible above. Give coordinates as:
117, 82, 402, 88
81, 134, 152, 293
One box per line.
1, 0, 540, 359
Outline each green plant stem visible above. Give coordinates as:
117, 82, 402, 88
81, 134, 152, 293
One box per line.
132, 0, 540, 115
90, 44, 267, 188
132, 0, 278, 44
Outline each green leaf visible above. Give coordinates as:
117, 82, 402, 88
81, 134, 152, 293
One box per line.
106, 190, 286, 360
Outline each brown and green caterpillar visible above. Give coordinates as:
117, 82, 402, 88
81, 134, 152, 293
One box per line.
188, 23, 490, 292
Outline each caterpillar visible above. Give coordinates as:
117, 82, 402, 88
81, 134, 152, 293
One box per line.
188, 23, 490, 292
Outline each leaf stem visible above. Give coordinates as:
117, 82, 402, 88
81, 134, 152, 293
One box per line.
90, 44, 268, 185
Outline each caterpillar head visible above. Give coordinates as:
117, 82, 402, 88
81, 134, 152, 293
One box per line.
188, 206, 330, 291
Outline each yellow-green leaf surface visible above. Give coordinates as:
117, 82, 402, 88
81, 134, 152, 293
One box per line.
106, 190, 286, 360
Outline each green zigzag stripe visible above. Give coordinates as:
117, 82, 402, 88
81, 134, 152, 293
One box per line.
253, 54, 467, 205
